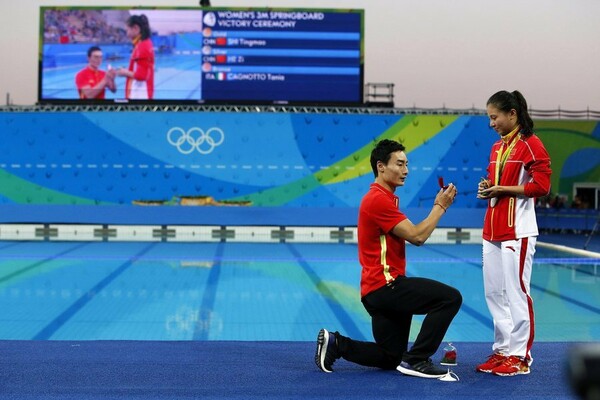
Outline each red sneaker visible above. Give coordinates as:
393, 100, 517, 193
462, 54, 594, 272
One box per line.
476, 353, 506, 373
491, 355, 530, 376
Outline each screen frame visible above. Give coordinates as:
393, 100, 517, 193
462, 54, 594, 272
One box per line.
37, 6, 365, 107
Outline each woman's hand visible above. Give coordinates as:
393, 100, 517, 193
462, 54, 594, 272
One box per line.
477, 178, 492, 199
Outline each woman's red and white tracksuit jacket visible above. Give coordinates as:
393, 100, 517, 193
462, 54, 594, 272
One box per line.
483, 132, 551, 241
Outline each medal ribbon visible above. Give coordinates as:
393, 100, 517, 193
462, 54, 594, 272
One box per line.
494, 126, 520, 185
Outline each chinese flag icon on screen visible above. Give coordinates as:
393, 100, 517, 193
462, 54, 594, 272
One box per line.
216, 55, 227, 63
216, 37, 227, 46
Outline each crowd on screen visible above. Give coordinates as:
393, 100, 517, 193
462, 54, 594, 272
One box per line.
44, 9, 128, 44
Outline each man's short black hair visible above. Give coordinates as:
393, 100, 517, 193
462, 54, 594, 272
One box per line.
87, 46, 102, 58
370, 139, 406, 178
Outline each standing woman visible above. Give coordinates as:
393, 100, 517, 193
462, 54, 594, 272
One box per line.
117, 14, 154, 99
476, 90, 551, 376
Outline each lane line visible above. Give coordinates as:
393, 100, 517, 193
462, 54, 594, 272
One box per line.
32, 242, 157, 340
287, 243, 366, 341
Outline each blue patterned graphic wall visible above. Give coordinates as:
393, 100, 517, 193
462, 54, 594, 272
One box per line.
0, 112, 598, 215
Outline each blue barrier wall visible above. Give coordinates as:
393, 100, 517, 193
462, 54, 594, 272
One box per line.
0, 111, 598, 227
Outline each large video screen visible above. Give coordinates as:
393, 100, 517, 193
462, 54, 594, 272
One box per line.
39, 7, 364, 105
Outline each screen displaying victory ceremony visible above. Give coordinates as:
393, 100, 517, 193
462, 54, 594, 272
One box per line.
39, 7, 364, 105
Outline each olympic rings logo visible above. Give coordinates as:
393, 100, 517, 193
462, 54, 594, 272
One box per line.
167, 127, 225, 155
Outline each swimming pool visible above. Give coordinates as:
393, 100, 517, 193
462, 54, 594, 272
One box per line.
0, 241, 597, 341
